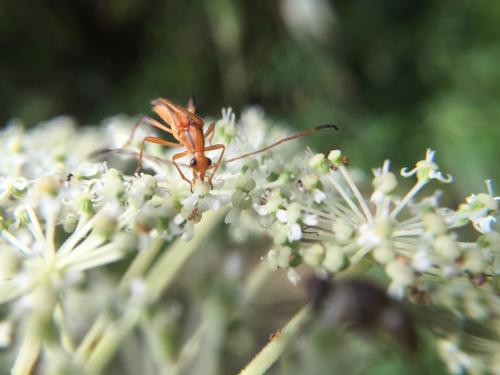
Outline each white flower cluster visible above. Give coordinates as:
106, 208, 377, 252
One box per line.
0, 109, 498, 373
256, 147, 499, 372
0, 108, 299, 372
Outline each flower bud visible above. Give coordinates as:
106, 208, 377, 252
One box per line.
79, 197, 94, 216
332, 219, 354, 242
309, 154, 329, 174
327, 150, 347, 168
422, 212, 447, 236
372, 172, 397, 194
94, 214, 118, 240
14, 206, 30, 226
63, 212, 79, 233
193, 181, 210, 196
266, 249, 279, 270
386, 260, 414, 286
301, 243, 324, 267
373, 242, 396, 264
236, 175, 256, 193
278, 247, 292, 268
35, 176, 58, 196
242, 158, 259, 172
323, 245, 348, 272
301, 174, 320, 191
433, 234, 460, 259
232, 191, 252, 209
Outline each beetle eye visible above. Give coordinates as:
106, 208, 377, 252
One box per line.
190, 158, 197, 167
207, 158, 212, 166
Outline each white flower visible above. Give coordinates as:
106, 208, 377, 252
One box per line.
401, 148, 452, 183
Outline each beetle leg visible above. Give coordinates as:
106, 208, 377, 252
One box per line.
172, 150, 194, 190
123, 116, 174, 149
136, 136, 182, 174
204, 144, 225, 187
204, 122, 216, 145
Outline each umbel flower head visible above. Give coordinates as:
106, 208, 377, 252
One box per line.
0, 108, 498, 374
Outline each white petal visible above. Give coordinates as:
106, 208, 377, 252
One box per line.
225, 207, 241, 224
173, 214, 185, 225
253, 203, 268, 216
287, 268, 301, 285
182, 222, 195, 241
276, 209, 288, 223
313, 189, 326, 204
288, 223, 302, 241
303, 214, 318, 226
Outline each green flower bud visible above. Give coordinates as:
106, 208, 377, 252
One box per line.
236, 175, 256, 193
242, 158, 259, 173
278, 247, 292, 268
373, 242, 396, 264
273, 226, 289, 245
35, 176, 58, 196
79, 197, 94, 216
63, 212, 79, 233
301, 243, 325, 267
232, 190, 252, 209
372, 172, 397, 194
94, 215, 118, 240
309, 154, 329, 174
323, 245, 348, 272
327, 149, 348, 168
463, 251, 485, 274
332, 219, 354, 242
14, 206, 30, 226
433, 234, 460, 259
385, 260, 414, 286
422, 213, 447, 236
267, 249, 279, 270
301, 174, 320, 191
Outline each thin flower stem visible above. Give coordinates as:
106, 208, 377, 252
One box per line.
45, 217, 56, 256
119, 237, 165, 289
58, 213, 100, 255
1, 230, 31, 255
172, 262, 271, 374
390, 181, 426, 219
74, 237, 165, 363
82, 209, 226, 373
25, 205, 47, 251
392, 229, 424, 237
326, 175, 365, 222
339, 166, 373, 223
11, 318, 42, 375
238, 257, 374, 375
54, 304, 75, 352
238, 306, 312, 375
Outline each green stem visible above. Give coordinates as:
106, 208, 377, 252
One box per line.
11, 318, 42, 375
238, 306, 312, 375
238, 256, 375, 374
84, 209, 226, 374
75, 237, 165, 362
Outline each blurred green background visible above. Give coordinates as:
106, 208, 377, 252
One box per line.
1, 0, 499, 194
1, 1, 498, 373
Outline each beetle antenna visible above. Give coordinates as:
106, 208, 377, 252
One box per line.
86, 148, 174, 166
223, 124, 338, 164
187, 95, 196, 113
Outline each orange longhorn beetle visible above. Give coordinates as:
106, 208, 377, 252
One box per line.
125, 97, 224, 189
124, 97, 338, 189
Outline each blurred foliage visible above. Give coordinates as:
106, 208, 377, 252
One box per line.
1, 0, 499, 195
